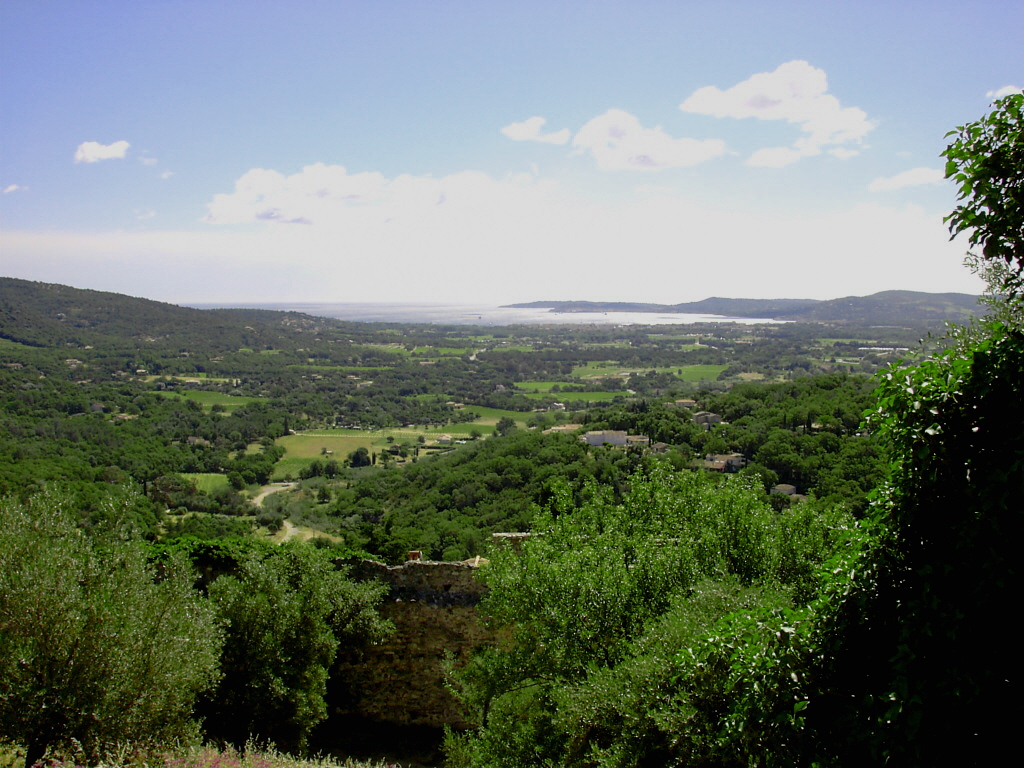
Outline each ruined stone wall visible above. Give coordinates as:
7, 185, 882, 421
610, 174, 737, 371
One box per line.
332, 559, 492, 729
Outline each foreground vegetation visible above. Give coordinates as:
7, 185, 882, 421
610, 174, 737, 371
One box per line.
443, 91, 1023, 768
0, 95, 1018, 767
0, 743, 395, 768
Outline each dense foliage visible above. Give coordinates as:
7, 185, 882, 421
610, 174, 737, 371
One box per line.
0, 103, 1010, 763
445, 469, 854, 767
443, 92, 1022, 768
943, 92, 1023, 291
199, 545, 392, 753
0, 493, 222, 768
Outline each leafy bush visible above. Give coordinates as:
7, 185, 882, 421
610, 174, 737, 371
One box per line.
446, 468, 854, 767
0, 492, 222, 768
199, 546, 392, 754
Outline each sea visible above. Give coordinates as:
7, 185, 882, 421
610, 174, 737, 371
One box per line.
188, 301, 782, 327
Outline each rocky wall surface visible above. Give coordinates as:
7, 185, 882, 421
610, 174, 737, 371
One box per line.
331, 559, 492, 729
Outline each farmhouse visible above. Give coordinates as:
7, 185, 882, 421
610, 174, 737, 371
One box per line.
580, 430, 651, 448
703, 452, 747, 472
581, 430, 628, 447
693, 411, 723, 429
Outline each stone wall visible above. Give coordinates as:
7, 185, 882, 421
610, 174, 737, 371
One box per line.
331, 559, 492, 729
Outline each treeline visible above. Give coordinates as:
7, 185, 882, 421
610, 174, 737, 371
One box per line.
580, 373, 885, 511
0, 359, 289, 520
328, 430, 641, 562
0, 493, 391, 768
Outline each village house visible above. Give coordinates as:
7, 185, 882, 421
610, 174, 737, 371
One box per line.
580, 430, 651, 448
693, 411, 724, 430
581, 430, 628, 447
703, 453, 747, 472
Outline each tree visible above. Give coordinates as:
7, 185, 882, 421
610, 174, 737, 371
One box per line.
943, 92, 1024, 293
0, 492, 222, 768
199, 545, 391, 754
347, 446, 371, 467
446, 469, 853, 767
493, 416, 517, 437
687, 93, 1024, 768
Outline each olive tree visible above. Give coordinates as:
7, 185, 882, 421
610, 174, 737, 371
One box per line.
0, 492, 222, 768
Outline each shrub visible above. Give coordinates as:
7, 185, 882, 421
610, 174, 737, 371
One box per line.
0, 491, 222, 768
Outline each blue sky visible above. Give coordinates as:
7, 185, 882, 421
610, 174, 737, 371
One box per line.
1, 0, 1020, 305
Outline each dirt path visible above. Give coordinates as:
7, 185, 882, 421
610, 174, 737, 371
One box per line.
278, 519, 298, 543
252, 482, 295, 507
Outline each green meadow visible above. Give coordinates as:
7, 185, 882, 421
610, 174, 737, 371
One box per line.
523, 390, 624, 402
183, 473, 231, 493
570, 361, 647, 379
159, 390, 266, 411
569, 362, 728, 382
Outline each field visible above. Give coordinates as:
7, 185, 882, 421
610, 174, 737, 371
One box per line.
569, 362, 728, 381
523, 390, 625, 402
183, 473, 231, 493
272, 432, 376, 479
158, 390, 266, 411
268, 412, 533, 478
570, 361, 649, 379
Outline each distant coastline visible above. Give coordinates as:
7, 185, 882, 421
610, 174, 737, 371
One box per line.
187, 289, 980, 328
184, 301, 777, 326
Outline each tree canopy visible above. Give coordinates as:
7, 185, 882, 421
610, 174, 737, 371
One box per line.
0, 493, 222, 768
943, 92, 1024, 292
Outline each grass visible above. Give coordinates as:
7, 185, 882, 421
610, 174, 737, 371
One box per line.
409, 346, 473, 356
456, 405, 528, 426
0, 743, 395, 768
158, 391, 266, 411
569, 362, 727, 382
522, 390, 625, 402
515, 381, 566, 392
269, 406, 537, 478
276, 432, 374, 459
517, 381, 628, 401
288, 365, 390, 372
570, 361, 646, 379
183, 473, 231, 493
480, 344, 534, 353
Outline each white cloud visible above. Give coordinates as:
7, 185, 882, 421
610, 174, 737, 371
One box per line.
3, 160, 965, 304
501, 116, 570, 145
747, 146, 803, 168
572, 109, 726, 171
986, 85, 1022, 100
205, 163, 405, 225
3, 184, 25, 194
74, 140, 130, 163
869, 167, 944, 192
3, 191, 981, 305
160, 171, 175, 180
135, 209, 156, 220
140, 156, 158, 166
681, 60, 873, 165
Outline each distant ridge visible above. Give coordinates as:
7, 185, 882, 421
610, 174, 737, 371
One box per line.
0, 277, 983, 339
0, 276, 335, 349
505, 291, 981, 326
